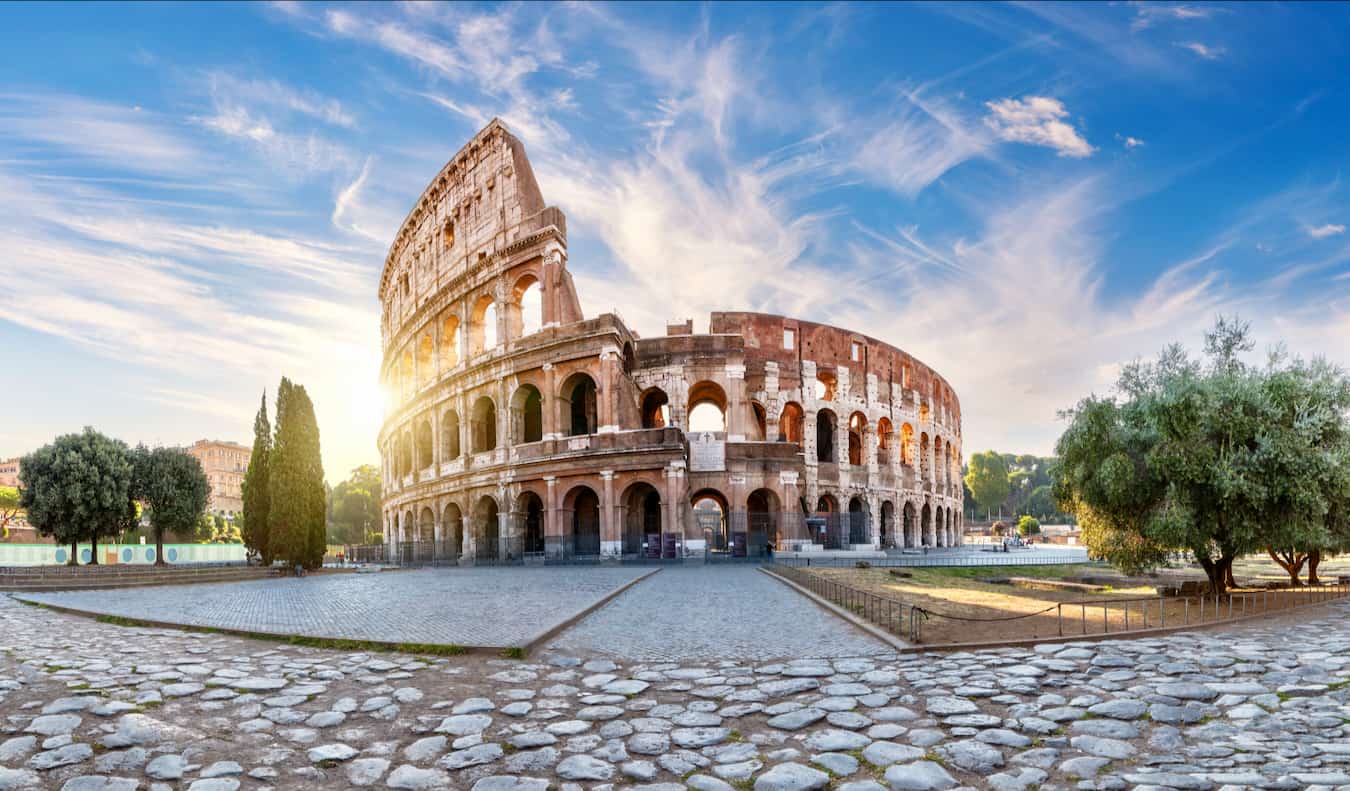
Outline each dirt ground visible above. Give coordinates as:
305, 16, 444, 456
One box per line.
807, 563, 1349, 646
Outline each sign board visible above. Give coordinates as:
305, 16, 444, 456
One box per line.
689, 432, 726, 472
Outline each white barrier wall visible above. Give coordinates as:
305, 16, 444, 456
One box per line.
0, 543, 247, 566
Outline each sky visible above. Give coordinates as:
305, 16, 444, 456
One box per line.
3, 2, 1350, 483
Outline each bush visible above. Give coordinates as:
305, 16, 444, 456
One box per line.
855, 560, 871, 569
1017, 515, 1042, 536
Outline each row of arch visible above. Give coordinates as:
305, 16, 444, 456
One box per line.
390, 273, 545, 405
387, 482, 961, 557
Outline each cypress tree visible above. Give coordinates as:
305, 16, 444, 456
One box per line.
241, 392, 272, 564
269, 378, 327, 569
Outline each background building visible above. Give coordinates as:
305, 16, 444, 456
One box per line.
377, 120, 963, 562
0, 457, 20, 488
186, 440, 249, 517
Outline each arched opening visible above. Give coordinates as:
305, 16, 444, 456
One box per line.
518, 492, 545, 555
418, 506, 435, 548
779, 402, 804, 443
622, 482, 662, 556
442, 502, 463, 560
901, 423, 915, 466
920, 432, 931, 485
441, 409, 460, 459
751, 402, 768, 441
417, 333, 434, 386
921, 503, 933, 547
511, 275, 542, 338
880, 501, 895, 548
560, 372, 598, 436
511, 385, 543, 444
814, 370, 837, 401
622, 342, 636, 376
687, 381, 727, 433
848, 412, 866, 466
469, 295, 497, 356
903, 502, 917, 548
848, 496, 868, 545
470, 396, 497, 453
816, 409, 837, 463
401, 510, 413, 556
816, 493, 840, 549
415, 419, 433, 469
934, 436, 945, 492
398, 434, 412, 478
747, 488, 781, 555
692, 489, 729, 552
877, 417, 893, 465
640, 388, 669, 429
441, 315, 461, 369
565, 486, 601, 557
475, 496, 499, 561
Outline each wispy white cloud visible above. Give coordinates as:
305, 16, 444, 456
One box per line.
1131, 4, 1213, 32
1307, 223, 1345, 239
984, 96, 1095, 158
206, 72, 356, 129
852, 92, 992, 196
1116, 133, 1146, 149
1177, 41, 1225, 60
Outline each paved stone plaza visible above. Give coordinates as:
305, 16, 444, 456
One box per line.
3, 587, 1350, 791
547, 565, 889, 661
14, 568, 653, 649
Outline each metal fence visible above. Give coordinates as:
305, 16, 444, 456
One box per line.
774, 548, 1093, 569
767, 563, 1350, 645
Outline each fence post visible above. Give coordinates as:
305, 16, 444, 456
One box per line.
1184, 597, 1189, 625
1057, 604, 1063, 637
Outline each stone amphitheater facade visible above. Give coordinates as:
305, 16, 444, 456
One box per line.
378, 120, 963, 562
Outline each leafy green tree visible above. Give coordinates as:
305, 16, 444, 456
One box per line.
20, 428, 136, 564
1017, 515, 1041, 536
1055, 317, 1350, 594
242, 392, 272, 563
0, 485, 21, 539
131, 446, 210, 565
964, 451, 1010, 517
328, 464, 382, 544
1025, 485, 1057, 521
268, 378, 327, 568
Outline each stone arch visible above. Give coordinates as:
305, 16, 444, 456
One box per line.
517, 491, 545, 555
921, 502, 933, 547
903, 501, 918, 548
442, 502, 463, 560
779, 401, 804, 443
398, 433, 412, 477
877, 417, 893, 463
750, 401, 768, 441
415, 418, 433, 469
511, 384, 543, 444
692, 488, 729, 551
470, 396, 497, 453
747, 488, 782, 553
848, 412, 867, 466
934, 436, 945, 492
563, 485, 601, 556
441, 314, 461, 369
560, 372, 598, 436
847, 496, 869, 545
418, 506, 435, 544
815, 370, 837, 401
474, 495, 500, 561
441, 409, 461, 459
901, 423, 915, 466
401, 509, 414, 546
469, 294, 497, 355
816, 408, 837, 463
400, 347, 414, 402
880, 500, 895, 548
640, 388, 669, 429
687, 380, 727, 433
935, 505, 946, 547
622, 342, 636, 376
920, 432, 931, 485
621, 481, 663, 556
510, 273, 543, 338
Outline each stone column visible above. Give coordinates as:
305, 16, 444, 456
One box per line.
461, 515, 474, 564
601, 471, 618, 556
598, 350, 619, 433
542, 363, 558, 439
726, 365, 745, 441
544, 476, 561, 557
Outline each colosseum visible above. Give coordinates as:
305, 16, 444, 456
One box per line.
377, 119, 963, 563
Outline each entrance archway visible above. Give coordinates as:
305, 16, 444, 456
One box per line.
903, 502, 917, 548
880, 501, 895, 548
847, 497, 868, 545
921, 503, 933, 547
442, 503, 463, 560
560, 373, 598, 436
518, 492, 545, 555
692, 489, 729, 552
475, 496, 499, 561
565, 486, 601, 556
622, 482, 662, 556
747, 488, 781, 555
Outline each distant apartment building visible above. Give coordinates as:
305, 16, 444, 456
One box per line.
0, 457, 19, 488
186, 440, 250, 516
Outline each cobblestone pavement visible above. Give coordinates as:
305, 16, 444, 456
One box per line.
4, 594, 1350, 791
13, 567, 651, 648
546, 565, 891, 661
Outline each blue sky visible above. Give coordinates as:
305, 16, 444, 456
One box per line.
3, 2, 1349, 482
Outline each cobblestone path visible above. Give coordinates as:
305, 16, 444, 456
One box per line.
13, 567, 651, 649
3, 593, 1350, 790
546, 565, 890, 661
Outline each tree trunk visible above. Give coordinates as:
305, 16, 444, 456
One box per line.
155, 531, 166, 566
89, 532, 99, 565
1307, 550, 1322, 585
1225, 561, 1236, 591
1199, 553, 1234, 597
1267, 548, 1306, 586
68, 539, 78, 566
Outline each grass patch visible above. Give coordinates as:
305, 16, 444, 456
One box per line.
500, 647, 526, 659
85, 613, 468, 656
